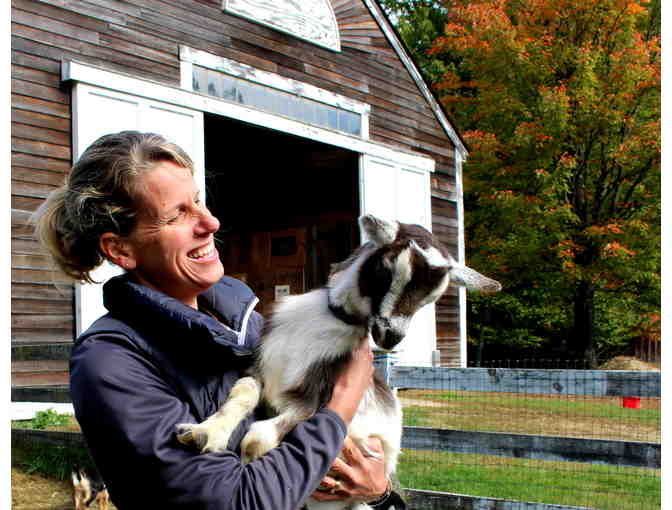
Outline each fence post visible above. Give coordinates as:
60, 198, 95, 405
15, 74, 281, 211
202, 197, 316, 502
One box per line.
374, 350, 395, 389
431, 350, 441, 368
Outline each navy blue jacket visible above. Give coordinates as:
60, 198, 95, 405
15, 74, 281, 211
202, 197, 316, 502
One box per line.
70, 274, 347, 510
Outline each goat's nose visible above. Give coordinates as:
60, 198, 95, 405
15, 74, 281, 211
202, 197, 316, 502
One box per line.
381, 329, 404, 350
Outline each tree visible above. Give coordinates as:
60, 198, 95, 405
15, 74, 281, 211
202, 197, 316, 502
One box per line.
379, 1, 451, 83
387, 0, 661, 364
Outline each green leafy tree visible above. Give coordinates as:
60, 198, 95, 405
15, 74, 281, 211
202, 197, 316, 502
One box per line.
386, 0, 661, 364
379, 1, 451, 83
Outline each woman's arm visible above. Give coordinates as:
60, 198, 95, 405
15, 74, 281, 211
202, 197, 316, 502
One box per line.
71, 336, 348, 510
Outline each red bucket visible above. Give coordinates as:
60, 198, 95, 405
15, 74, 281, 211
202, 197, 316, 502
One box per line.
622, 397, 641, 409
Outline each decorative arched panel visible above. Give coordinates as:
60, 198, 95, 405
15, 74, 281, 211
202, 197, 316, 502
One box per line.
223, 0, 341, 52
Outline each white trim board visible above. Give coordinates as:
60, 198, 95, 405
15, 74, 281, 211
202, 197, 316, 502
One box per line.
455, 147, 468, 367
62, 60, 434, 173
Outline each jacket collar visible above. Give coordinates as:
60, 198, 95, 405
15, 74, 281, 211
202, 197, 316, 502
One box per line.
102, 274, 259, 356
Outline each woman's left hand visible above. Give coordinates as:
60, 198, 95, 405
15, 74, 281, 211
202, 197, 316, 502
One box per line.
312, 436, 389, 502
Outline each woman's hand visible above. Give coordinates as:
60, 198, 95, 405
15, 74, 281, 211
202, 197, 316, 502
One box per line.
326, 336, 374, 424
312, 437, 389, 503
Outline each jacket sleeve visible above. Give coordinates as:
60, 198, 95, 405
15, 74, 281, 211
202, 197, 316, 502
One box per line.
70, 335, 347, 510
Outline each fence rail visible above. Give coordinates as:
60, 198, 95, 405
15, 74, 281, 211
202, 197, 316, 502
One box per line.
402, 426, 660, 468
13, 365, 661, 510
375, 362, 661, 509
391, 366, 661, 397
405, 489, 595, 510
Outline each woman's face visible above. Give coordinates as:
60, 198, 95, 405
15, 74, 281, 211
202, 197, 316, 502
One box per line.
124, 161, 224, 308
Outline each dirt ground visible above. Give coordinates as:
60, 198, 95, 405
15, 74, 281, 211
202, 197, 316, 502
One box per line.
598, 355, 660, 371
12, 468, 74, 510
11, 469, 117, 510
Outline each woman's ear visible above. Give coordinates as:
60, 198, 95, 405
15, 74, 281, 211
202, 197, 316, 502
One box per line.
99, 233, 137, 270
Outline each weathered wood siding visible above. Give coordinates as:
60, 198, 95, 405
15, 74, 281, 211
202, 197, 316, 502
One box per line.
11, 0, 462, 389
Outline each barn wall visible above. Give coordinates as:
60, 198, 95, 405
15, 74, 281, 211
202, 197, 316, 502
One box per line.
11, 0, 462, 389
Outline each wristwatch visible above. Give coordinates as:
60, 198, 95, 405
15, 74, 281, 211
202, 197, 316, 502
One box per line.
367, 481, 406, 509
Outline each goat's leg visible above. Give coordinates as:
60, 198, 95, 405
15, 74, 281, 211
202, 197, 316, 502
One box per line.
348, 412, 402, 477
240, 407, 311, 463
176, 376, 261, 453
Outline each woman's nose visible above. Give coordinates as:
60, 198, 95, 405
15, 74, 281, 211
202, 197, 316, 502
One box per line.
195, 207, 220, 235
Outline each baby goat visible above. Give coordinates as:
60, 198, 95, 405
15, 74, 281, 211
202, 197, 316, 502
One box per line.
177, 214, 501, 509
72, 466, 109, 510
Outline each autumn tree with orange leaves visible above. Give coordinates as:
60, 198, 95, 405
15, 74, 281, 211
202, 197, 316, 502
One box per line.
383, 0, 661, 364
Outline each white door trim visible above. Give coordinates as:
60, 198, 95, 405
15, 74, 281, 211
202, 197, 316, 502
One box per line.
62, 60, 434, 173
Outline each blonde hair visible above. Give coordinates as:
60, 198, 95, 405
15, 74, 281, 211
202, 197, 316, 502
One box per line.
33, 131, 194, 283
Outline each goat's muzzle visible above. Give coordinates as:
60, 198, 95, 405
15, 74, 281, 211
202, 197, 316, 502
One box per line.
371, 319, 405, 351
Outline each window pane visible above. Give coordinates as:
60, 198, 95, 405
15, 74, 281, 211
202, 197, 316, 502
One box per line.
207, 70, 221, 98
315, 104, 329, 128
327, 107, 339, 130
300, 100, 316, 124
191, 68, 363, 137
221, 76, 237, 102
192, 66, 207, 93
287, 96, 302, 119
276, 95, 290, 117
236, 80, 252, 105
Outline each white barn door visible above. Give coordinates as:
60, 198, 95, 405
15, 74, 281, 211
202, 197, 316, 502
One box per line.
72, 83, 204, 336
359, 154, 436, 367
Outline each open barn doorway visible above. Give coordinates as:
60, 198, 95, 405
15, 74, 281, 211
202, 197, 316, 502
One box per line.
203, 113, 361, 315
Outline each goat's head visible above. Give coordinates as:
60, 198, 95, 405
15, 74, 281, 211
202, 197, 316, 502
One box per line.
329, 215, 501, 351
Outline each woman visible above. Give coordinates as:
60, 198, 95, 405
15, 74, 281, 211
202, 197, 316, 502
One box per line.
34, 131, 399, 509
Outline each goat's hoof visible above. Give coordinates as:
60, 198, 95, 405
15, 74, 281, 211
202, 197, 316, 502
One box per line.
176, 423, 204, 448
177, 421, 236, 454
240, 426, 278, 463
176, 422, 224, 452
241, 437, 270, 464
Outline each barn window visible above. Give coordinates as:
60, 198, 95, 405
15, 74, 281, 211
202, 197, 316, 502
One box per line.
181, 46, 368, 137
222, 0, 341, 52
192, 66, 361, 135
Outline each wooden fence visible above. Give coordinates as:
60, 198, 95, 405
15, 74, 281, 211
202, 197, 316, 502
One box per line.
12, 365, 660, 510
374, 360, 661, 509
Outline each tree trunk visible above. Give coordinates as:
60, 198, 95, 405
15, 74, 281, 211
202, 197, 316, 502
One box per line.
572, 281, 597, 367
474, 306, 490, 367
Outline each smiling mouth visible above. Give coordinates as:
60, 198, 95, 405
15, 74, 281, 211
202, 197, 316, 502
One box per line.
188, 241, 215, 260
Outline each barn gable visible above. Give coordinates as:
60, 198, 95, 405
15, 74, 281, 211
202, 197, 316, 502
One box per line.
11, 0, 469, 401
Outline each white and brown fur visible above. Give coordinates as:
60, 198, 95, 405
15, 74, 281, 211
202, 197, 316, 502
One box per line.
72, 466, 110, 510
176, 214, 501, 510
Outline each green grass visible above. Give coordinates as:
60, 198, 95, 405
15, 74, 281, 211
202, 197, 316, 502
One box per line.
11, 410, 91, 481
399, 390, 661, 442
398, 449, 660, 510
12, 409, 81, 435
398, 390, 660, 508
11, 409, 72, 431
12, 440, 95, 481
410, 391, 661, 426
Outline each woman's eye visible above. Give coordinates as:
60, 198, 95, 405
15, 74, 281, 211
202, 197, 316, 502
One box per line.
165, 209, 185, 224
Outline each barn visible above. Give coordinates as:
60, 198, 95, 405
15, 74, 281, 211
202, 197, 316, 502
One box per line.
11, 0, 469, 402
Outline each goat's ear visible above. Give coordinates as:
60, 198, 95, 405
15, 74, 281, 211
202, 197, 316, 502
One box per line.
409, 240, 451, 269
449, 265, 502, 293
359, 215, 398, 246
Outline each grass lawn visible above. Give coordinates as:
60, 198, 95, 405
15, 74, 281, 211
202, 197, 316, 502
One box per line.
399, 389, 661, 442
398, 449, 660, 510
397, 390, 660, 509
